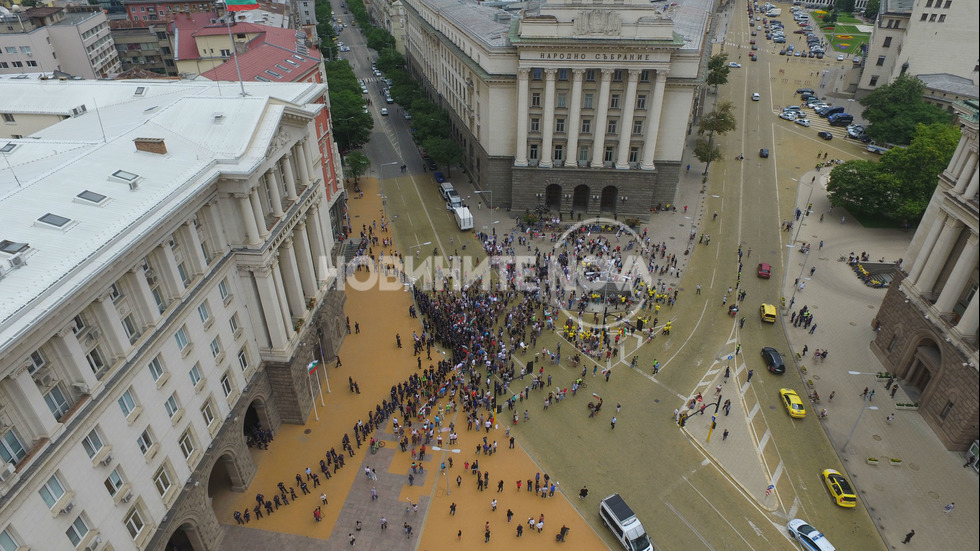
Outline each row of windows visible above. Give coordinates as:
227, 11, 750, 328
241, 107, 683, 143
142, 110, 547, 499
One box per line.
529, 91, 649, 111
924, 0, 952, 8
526, 143, 642, 164
1, 46, 31, 56
529, 117, 644, 136
0, 60, 39, 69
529, 68, 655, 83
919, 12, 948, 22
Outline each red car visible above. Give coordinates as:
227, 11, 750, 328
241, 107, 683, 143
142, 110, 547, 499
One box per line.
758, 263, 772, 278
750, 40, 756, 45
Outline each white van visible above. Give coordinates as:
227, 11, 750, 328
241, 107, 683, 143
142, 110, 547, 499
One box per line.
453, 206, 473, 230
599, 494, 654, 551
438, 182, 455, 200
445, 189, 462, 210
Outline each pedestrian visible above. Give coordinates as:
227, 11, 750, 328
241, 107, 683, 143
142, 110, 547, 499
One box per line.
861, 387, 869, 398
370, 488, 377, 501
944, 502, 955, 515
458, 530, 462, 541
723, 429, 729, 441
610, 417, 617, 429
485, 527, 491, 542
841, 216, 846, 224
828, 391, 835, 402
348, 533, 355, 546
517, 524, 524, 537
886, 414, 894, 423
450, 502, 456, 516
696, 284, 701, 295
507, 509, 514, 522
809, 323, 817, 334
321, 493, 328, 504
381, 517, 387, 530
891, 385, 898, 398
902, 529, 915, 544
747, 369, 754, 382
491, 499, 497, 511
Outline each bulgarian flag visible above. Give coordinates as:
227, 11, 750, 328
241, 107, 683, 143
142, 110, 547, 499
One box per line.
307, 360, 319, 374
226, 0, 258, 11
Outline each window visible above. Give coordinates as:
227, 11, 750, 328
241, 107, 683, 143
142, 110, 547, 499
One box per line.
86, 347, 106, 375
640, 70, 651, 82
218, 278, 230, 301
197, 302, 210, 324
528, 144, 539, 161
636, 94, 647, 109
613, 70, 624, 82
104, 468, 124, 496
81, 429, 104, 459
108, 283, 121, 301
153, 465, 171, 495
883, 37, 892, 47
38, 213, 72, 228
604, 147, 614, 162
152, 287, 166, 314
1, 113, 13, 123
554, 145, 564, 161
136, 428, 153, 455
585, 69, 596, 82
530, 117, 540, 132
876, 55, 886, 66
940, 400, 953, 420
148, 356, 165, 382
555, 118, 566, 133
18, 46, 30, 56
238, 348, 249, 371
581, 119, 592, 133
124, 507, 146, 539
531, 92, 541, 107
174, 326, 188, 351
189, 363, 202, 386
629, 147, 640, 163
531, 68, 542, 80
869, 76, 879, 86
122, 314, 139, 342
229, 313, 240, 335
925, 0, 932, 6
938, 14, 945, 21
610, 95, 620, 109
220, 373, 233, 396
209, 337, 222, 358
65, 515, 89, 547
164, 393, 179, 418
583, 93, 594, 109
72, 314, 86, 335
177, 262, 190, 287
0, 529, 21, 551
556, 93, 567, 108
633, 120, 644, 135
578, 146, 590, 162
557, 68, 568, 81
607, 119, 618, 134
178, 430, 195, 460
45, 386, 70, 420
29, 350, 46, 373
920, 13, 928, 20
39, 474, 67, 509
202, 400, 217, 427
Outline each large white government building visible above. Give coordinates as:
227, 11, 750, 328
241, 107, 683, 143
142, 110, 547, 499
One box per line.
0, 79, 347, 551
399, 0, 712, 216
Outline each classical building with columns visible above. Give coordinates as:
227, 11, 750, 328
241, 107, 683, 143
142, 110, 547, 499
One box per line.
401, 0, 710, 216
0, 79, 345, 551
871, 99, 979, 451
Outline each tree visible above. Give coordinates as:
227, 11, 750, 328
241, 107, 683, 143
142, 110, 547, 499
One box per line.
422, 137, 463, 176
706, 54, 731, 94
695, 101, 737, 174
864, 0, 881, 17
860, 74, 953, 145
827, 123, 960, 221
836, 0, 856, 13
343, 152, 370, 184
693, 137, 722, 173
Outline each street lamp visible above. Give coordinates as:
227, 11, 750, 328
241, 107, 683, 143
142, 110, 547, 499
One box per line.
430, 445, 461, 495
841, 394, 878, 454
474, 189, 494, 229
379, 161, 399, 208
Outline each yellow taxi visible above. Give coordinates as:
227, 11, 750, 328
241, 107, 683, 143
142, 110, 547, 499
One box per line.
821, 469, 857, 508
779, 388, 806, 418
760, 303, 777, 323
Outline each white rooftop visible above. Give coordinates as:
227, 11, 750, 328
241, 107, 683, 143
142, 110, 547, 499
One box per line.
0, 79, 325, 351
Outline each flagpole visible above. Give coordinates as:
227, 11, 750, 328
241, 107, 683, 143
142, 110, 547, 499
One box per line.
307, 366, 319, 421
318, 337, 332, 393
223, 4, 247, 96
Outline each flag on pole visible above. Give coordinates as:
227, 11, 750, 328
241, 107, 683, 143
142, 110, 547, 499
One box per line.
225, 0, 258, 11
307, 360, 319, 374
764, 484, 774, 497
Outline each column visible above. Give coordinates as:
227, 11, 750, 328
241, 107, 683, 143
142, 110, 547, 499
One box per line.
236, 193, 261, 246
158, 242, 185, 294
128, 266, 158, 327
640, 69, 668, 170
307, 206, 328, 282
281, 155, 298, 201
616, 69, 641, 169
590, 69, 613, 168
266, 171, 284, 218
914, 218, 962, 294
963, 168, 979, 200
514, 68, 531, 167
302, 138, 319, 183
270, 259, 295, 337
7, 365, 61, 438
954, 152, 977, 193
566, 69, 585, 167
249, 188, 269, 239
907, 216, 944, 284
948, 138, 970, 177
252, 267, 289, 349
93, 293, 130, 359
295, 143, 312, 187
294, 222, 318, 298
278, 240, 305, 318
954, 288, 979, 337
539, 69, 558, 168
934, 236, 979, 313
51, 326, 99, 391
182, 221, 208, 273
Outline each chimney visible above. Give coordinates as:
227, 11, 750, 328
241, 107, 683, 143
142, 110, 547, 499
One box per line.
134, 138, 167, 155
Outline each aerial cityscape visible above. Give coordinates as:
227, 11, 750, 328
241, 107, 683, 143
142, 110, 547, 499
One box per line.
0, 0, 976, 550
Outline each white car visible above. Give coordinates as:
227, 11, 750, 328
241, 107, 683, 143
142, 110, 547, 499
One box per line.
787, 519, 836, 551
795, 118, 811, 127
728, 62, 742, 68
837, 54, 845, 61
380, 108, 389, 116
752, 93, 760, 101
779, 111, 798, 121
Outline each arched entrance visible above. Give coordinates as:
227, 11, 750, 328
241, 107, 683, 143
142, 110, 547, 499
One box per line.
207, 452, 240, 497
902, 339, 940, 400
243, 399, 272, 449
545, 184, 562, 211
166, 523, 204, 551
572, 185, 590, 213
600, 185, 618, 213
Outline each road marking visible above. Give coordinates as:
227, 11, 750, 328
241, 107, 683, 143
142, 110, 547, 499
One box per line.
757, 428, 770, 451
681, 477, 770, 551
748, 402, 760, 421
771, 460, 785, 487
664, 500, 716, 550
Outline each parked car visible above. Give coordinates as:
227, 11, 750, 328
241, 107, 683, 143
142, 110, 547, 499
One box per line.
757, 262, 772, 278
780, 389, 806, 418
729, 62, 742, 68
433, 171, 446, 183
761, 347, 785, 374
779, 111, 798, 121
795, 118, 811, 127
821, 469, 857, 508
380, 108, 388, 116
759, 148, 769, 158
787, 519, 836, 551
818, 131, 833, 140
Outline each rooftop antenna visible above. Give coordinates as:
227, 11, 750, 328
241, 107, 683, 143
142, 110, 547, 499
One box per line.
92, 96, 107, 144
2, 147, 22, 188
223, 0, 260, 96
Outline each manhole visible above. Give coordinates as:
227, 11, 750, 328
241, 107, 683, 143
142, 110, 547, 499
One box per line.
872, 434, 882, 441
909, 463, 920, 471
867, 304, 876, 309
849, 321, 857, 326
812, 374, 821, 380
928, 491, 940, 500
304, 429, 312, 434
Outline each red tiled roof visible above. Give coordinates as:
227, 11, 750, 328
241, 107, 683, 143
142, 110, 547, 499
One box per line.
192, 21, 265, 37
200, 41, 320, 83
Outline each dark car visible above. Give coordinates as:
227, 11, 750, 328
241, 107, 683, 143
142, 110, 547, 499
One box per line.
752, 44, 758, 50
425, 158, 438, 171
818, 131, 833, 140
762, 347, 786, 374
433, 171, 446, 183
759, 148, 769, 158
751, 54, 758, 61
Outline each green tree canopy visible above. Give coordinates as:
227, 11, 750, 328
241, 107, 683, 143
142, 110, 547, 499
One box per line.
422, 137, 463, 176
692, 137, 722, 173
827, 122, 960, 221
864, 0, 881, 17
706, 53, 731, 93
343, 151, 370, 183
859, 74, 954, 145
695, 101, 737, 174
837, 0, 856, 13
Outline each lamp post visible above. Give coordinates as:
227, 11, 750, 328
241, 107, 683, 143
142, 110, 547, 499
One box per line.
841, 394, 878, 454
379, 161, 399, 208
430, 445, 461, 495
474, 189, 493, 230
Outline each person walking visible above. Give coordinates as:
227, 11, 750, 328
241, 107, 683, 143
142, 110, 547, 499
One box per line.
723, 429, 730, 441
902, 529, 915, 544
610, 417, 617, 429
746, 369, 754, 382
944, 502, 955, 515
